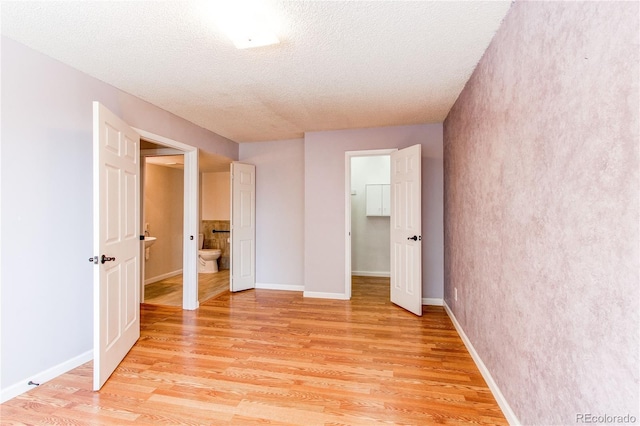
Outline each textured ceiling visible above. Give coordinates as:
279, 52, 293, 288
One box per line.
1, 1, 511, 143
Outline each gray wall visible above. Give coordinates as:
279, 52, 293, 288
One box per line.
0, 36, 237, 398
443, 2, 639, 423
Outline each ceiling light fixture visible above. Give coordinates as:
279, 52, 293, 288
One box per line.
208, 0, 281, 49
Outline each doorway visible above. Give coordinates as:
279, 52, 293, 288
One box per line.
350, 155, 391, 276
345, 149, 396, 299
140, 150, 185, 306
200, 164, 233, 300
345, 146, 423, 315
135, 128, 199, 310
139, 136, 235, 307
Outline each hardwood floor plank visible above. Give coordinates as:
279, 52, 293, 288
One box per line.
144, 270, 230, 306
1, 277, 507, 425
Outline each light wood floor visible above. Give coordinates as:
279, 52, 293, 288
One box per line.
0, 276, 507, 425
144, 269, 230, 306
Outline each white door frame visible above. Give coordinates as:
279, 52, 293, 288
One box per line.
134, 128, 199, 310
344, 149, 396, 299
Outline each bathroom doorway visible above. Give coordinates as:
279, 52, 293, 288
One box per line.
137, 130, 199, 310
140, 139, 233, 307
199, 164, 233, 301
141, 150, 186, 306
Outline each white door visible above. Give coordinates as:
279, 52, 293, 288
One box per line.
230, 162, 256, 292
390, 144, 422, 316
92, 101, 140, 390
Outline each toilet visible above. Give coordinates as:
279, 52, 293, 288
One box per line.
198, 233, 221, 273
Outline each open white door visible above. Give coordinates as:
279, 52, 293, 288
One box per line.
92, 102, 140, 390
390, 144, 422, 316
230, 162, 256, 292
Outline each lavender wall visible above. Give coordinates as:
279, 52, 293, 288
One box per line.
0, 37, 237, 398
304, 124, 443, 298
443, 2, 639, 424
239, 139, 305, 289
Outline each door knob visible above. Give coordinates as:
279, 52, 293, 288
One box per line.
101, 255, 116, 264
407, 235, 422, 241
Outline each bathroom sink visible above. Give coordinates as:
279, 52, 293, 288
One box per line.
144, 237, 157, 248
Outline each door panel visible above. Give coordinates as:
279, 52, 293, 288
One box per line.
231, 162, 256, 292
390, 144, 422, 316
124, 259, 137, 325
93, 101, 140, 390
124, 170, 136, 238
240, 240, 253, 277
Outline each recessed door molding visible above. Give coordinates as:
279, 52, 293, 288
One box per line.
134, 127, 199, 310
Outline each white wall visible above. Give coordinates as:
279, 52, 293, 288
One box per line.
238, 139, 305, 289
304, 124, 443, 298
351, 156, 391, 276
0, 37, 238, 401
201, 172, 230, 220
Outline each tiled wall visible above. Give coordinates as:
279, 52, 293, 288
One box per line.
202, 220, 230, 269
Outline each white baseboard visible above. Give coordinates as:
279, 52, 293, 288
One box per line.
351, 271, 391, 278
303, 291, 349, 300
1, 349, 93, 403
443, 301, 520, 425
301, 294, 442, 304
145, 269, 182, 285
255, 283, 304, 292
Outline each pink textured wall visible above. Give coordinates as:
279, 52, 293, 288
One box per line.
444, 2, 639, 424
